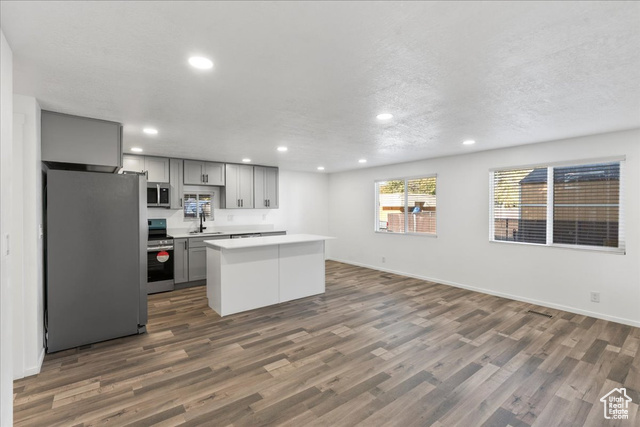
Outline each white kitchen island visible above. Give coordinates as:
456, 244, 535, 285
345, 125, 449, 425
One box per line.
204, 234, 335, 316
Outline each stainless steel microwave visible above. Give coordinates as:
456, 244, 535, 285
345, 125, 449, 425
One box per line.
147, 183, 170, 208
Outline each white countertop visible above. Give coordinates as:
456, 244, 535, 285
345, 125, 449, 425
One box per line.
168, 229, 287, 239
205, 234, 335, 249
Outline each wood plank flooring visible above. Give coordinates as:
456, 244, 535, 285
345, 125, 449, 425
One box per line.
13, 261, 640, 426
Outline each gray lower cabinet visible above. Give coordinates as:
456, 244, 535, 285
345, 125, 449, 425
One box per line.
174, 238, 189, 284
260, 231, 287, 237
188, 247, 207, 281
175, 235, 230, 284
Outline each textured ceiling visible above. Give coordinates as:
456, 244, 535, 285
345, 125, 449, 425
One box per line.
2, 1, 639, 172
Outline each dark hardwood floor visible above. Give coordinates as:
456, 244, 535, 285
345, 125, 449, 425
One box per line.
13, 261, 640, 426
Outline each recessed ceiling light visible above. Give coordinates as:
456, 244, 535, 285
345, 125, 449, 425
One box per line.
376, 113, 393, 120
359, 159, 367, 164
277, 146, 288, 152
462, 140, 476, 145
188, 56, 214, 70
242, 158, 251, 163
143, 128, 158, 135
131, 147, 143, 153
317, 166, 325, 171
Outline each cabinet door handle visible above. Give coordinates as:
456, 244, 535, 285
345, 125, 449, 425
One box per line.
202, 174, 205, 183
180, 198, 183, 207
185, 240, 188, 250
205, 174, 208, 183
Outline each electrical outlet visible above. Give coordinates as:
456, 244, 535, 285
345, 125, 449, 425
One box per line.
381, 256, 386, 263
590, 292, 600, 303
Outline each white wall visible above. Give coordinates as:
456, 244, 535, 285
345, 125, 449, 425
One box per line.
0, 28, 14, 427
12, 112, 24, 377
149, 169, 330, 236
327, 129, 640, 327
12, 95, 44, 379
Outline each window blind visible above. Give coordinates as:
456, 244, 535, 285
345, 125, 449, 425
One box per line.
492, 168, 547, 244
491, 160, 623, 251
553, 162, 620, 248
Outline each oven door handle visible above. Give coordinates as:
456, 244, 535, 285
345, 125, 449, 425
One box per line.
147, 245, 174, 252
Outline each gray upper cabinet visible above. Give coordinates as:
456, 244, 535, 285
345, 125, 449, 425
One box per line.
184, 160, 225, 186
42, 110, 122, 172
121, 155, 169, 183
122, 155, 144, 173
223, 164, 254, 209
183, 160, 204, 185
204, 162, 225, 186
169, 159, 184, 209
145, 157, 170, 183
254, 166, 279, 209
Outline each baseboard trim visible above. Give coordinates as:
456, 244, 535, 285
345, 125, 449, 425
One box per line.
327, 258, 640, 328
23, 348, 45, 377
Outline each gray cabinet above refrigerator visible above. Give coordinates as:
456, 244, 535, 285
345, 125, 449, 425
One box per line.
42, 110, 123, 173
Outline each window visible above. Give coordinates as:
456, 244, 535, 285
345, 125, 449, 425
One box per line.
376, 176, 436, 235
553, 163, 620, 247
492, 168, 547, 244
490, 161, 623, 251
184, 193, 212, 219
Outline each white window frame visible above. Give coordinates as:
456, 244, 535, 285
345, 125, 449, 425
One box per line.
374, 174, 438, 237
183, 192, 213, 220
489, 157, 625, 254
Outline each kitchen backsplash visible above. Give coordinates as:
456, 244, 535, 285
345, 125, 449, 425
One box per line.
146, 191, 281, 232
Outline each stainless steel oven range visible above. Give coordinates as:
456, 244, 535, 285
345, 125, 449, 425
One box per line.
147, 218, 175, 294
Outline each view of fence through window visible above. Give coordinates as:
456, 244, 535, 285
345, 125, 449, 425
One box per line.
492, 161, 622, 249
184, 193, 212, 218
376, 177, 436, 234
553, 163, 620, 247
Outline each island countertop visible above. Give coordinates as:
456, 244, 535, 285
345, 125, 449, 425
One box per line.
204, 234, 335, 250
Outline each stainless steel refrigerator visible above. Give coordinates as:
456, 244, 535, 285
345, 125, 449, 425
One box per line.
45, 170, 147, 352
